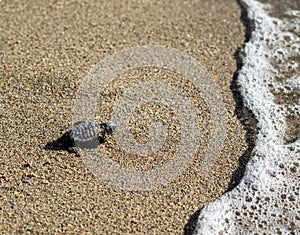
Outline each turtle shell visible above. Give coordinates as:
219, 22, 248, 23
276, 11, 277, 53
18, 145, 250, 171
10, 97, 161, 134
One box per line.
72, 120, 104, 149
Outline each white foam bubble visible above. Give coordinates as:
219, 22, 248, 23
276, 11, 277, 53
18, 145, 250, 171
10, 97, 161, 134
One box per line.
194, 0, 300, 234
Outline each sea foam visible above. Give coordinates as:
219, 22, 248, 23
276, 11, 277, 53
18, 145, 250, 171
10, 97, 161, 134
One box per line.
194, 0, 300, 234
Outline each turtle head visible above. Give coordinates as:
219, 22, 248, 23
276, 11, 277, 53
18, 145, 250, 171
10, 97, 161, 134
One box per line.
103, 121, 117, 134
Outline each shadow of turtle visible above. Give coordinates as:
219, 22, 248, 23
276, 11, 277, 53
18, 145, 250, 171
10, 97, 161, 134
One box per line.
44, 132, 106, 156
44, 139, 71, 152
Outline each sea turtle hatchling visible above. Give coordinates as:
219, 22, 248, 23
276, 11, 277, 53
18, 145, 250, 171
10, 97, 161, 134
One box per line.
56, 120, 117, 154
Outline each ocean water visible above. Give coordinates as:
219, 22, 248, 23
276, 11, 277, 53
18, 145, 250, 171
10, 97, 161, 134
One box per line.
194, 0, 300, 234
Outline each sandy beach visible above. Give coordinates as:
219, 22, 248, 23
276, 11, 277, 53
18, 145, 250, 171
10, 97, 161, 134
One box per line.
0, 0, 247, 234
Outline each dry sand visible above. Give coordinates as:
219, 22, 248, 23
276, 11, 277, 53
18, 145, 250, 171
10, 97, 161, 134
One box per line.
0, 0, 247, 234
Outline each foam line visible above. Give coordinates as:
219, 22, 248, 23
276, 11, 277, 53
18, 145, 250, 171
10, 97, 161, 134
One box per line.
194, 0, 300, 233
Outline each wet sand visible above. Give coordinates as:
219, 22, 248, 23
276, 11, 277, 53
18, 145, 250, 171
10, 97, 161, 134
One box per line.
0, 0, 247, 234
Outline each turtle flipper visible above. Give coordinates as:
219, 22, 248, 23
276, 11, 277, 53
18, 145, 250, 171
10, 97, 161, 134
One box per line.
67, 146, 77, 153
98, 134, 106, 144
